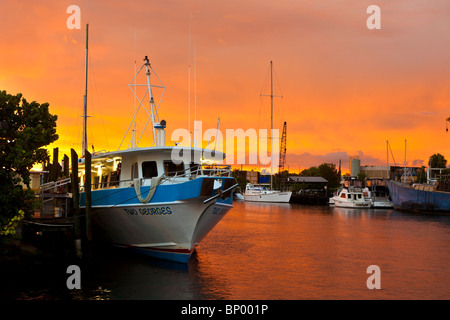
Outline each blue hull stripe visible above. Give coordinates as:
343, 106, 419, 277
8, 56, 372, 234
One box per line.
80, 177, 234, 207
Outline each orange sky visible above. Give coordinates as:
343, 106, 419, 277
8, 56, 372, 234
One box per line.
1, 0, 449, 173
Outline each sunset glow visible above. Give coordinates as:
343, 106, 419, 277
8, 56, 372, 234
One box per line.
2, 0, 449, 173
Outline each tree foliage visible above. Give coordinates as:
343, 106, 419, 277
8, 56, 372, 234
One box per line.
300, 163, 341, 189
232, 169, 248, 193
0, 90, 58, 225
429, 153, 447, 168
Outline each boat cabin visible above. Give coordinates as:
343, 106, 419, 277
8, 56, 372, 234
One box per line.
337, 187, 365, 201
76, 147, 230, 191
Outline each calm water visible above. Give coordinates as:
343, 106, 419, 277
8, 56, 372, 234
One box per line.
3, 201, 450, 300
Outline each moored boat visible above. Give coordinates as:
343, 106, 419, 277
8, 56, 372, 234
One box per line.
242, 61, 292, 204
78, 147, 237, 263
76, 48, 237, 263
244, 183, 292, 203
385, 179, 450, 213
364, 179, 393, 208
330, 186, 372, 208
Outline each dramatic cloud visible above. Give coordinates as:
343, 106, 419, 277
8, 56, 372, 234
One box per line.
1, 0, 449, 168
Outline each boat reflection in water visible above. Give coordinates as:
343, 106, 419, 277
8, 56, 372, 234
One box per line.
6, 202, 450, 300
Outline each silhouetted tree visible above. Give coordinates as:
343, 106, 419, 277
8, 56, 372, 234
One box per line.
429, 153, 447, 168
0, 90, 58, 227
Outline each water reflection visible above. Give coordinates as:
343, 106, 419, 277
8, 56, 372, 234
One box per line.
5, 201, 450, 300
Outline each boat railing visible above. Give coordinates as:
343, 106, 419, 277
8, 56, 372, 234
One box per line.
162, 164, 232, 182
348, 186, 363, 193
82, 164, 232, 191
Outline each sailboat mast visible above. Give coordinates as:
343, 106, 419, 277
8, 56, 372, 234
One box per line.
386, 140, 389, 179
270, 61, 273, 190
404, 139, 407, 183
82, 24, 89, 157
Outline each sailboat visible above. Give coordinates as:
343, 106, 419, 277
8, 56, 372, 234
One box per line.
76, 25, 238, 263
243, 61, 292, 203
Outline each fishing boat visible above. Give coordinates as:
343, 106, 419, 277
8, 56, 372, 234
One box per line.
76, 27, 237, 263
78, 146, 237, 263
385, 179, 450, 213
243, 61, 292, 203
330, 187, 372, 208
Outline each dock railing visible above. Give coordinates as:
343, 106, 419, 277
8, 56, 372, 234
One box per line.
37, 177, 72, 218
39, 177, 72, 194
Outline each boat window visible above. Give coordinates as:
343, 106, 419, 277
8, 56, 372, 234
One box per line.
142, 161, 158, 178
347, 194, 352, 199
164, 160, 185, 177
340, 193, 346, 198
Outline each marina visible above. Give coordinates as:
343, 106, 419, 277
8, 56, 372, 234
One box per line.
1, 1, 450, 304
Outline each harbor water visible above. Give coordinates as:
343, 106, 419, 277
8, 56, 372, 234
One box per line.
2, 201, 450, 300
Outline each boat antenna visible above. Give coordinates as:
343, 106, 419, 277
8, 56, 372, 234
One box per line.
120, 55, 166, 149
82, 23, 89, 157
188, 12, 192, 147
214, 117, 220, 152
133, 27, 137, 147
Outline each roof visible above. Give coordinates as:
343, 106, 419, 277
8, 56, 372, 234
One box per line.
287, 176, 328, 183
85, 146, 225, 161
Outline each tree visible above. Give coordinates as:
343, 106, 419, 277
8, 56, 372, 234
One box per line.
356, 172, 367, 187
0, 90, 58, 228
300, 163, 341, 189
318, 163, 341, 189
300, 166, 320, 177
232, 169, 248, 193
429, 153, 447, 168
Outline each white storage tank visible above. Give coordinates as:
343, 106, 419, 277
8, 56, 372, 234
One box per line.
351, 158, 360, 177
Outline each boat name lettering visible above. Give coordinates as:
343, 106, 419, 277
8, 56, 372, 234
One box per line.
124, 207, 173, 216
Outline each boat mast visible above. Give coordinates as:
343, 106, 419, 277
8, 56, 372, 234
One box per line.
261, 61, 281, 190
82, 24, 89, 157
386, 140, 389, 179
404, 139, 407, 183
144, 56, 157, 143
188, 13, 192, 147
133, 27, 137, 148
270, 61, 273, 190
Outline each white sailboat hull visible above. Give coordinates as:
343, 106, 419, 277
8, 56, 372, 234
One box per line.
244, 191, 292, 203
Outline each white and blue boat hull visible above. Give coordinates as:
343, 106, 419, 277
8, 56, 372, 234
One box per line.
80, 177, 236, 263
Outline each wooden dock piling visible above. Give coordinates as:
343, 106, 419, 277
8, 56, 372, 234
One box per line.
71, 149, 81, 257
85, 150, 92, 243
